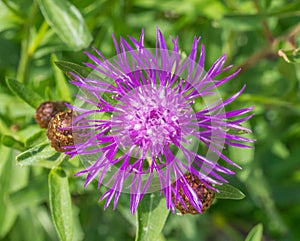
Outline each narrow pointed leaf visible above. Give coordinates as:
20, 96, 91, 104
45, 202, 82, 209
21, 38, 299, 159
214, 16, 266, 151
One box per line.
55, 60, 91, 78
51, 54, 72, 102
24, 130, 47, 148
245, 223, 263, 241
0, 147, 17, 238
16, 142, 67, 168
215, 183, 245, 200
135, 193, 169, 241
49, 168, 73, 241
5, 78, 43, 109
1, 134, 26, 151
37, 0, 92, 50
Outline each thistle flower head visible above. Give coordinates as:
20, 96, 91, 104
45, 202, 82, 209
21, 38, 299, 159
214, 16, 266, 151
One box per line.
66, 28, 254, 214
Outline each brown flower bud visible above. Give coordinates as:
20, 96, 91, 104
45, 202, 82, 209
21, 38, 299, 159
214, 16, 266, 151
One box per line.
173, 173, 215, 215
35, 101, 68, 128
47, 110, 74, 152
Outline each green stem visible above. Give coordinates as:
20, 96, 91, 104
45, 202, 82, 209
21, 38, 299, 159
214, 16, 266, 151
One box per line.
16, 3, 38, 83
28, 21, 49, 57
252, 0, 275, 43
16, 4, 49, 84
16, 28, 30, 83
16, 21, 49, 83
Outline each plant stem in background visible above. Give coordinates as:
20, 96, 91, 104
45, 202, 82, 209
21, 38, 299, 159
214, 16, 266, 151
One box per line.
239, 23, 300, 72
16, 2, 43, 83
16, 26, 31, 83
252, 0, 275, 43
28, 21, 49, 57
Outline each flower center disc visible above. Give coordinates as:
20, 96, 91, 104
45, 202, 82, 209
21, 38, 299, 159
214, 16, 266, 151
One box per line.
111, 84, 191, 157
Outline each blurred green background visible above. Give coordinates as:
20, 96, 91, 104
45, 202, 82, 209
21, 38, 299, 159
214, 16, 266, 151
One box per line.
1, 0, 300, 240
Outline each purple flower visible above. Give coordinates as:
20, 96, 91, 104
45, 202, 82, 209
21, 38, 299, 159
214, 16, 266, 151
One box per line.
66, 28, 254, 214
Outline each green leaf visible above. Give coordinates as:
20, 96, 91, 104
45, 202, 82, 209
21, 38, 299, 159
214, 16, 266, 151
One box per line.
24, 130, 47, 148
0, 1, 22, 32
55, 60, 91, 79
278, 48, 300, 64
37, 0, 92, 50
49, 168, 73, 241
1, 134, 26, 151
5, 78, 44, 109
245, 223, 263, 241
227, 126, 251, 135
55, 60, 118, 108
270, 2, 300, 18
215, 183, 245, 200
135, 193, 170, 241
0, 147, 17, 238
51, 54, 72, 102
16, 142, 68, 168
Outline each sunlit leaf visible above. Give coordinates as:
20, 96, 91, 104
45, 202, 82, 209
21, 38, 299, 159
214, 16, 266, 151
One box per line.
49, 168, 73, 241
245, 223, 263, 241
37, 0, 92, 50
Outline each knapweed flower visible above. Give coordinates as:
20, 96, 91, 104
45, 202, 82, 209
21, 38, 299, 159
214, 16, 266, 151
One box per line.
66, 28, 254, 214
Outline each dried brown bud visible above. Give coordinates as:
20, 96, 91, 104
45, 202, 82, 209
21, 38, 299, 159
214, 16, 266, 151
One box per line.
35, 101, 68, 128
47, 110, 74, 152
173, 173, 215, 215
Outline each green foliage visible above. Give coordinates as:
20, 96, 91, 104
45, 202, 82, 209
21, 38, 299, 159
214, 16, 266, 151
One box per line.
16, 142, 67, 168
215, 183, 245, 200
37, 0, 92, 50
55, 61, 91, 79
1, 134, 26, 151
49, 168, 73, 241
1, 0, 300, 241
5, 78, 44, 109
245, 224, 263, 241
135, 193, 170, 241
51, 54, 72, 102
